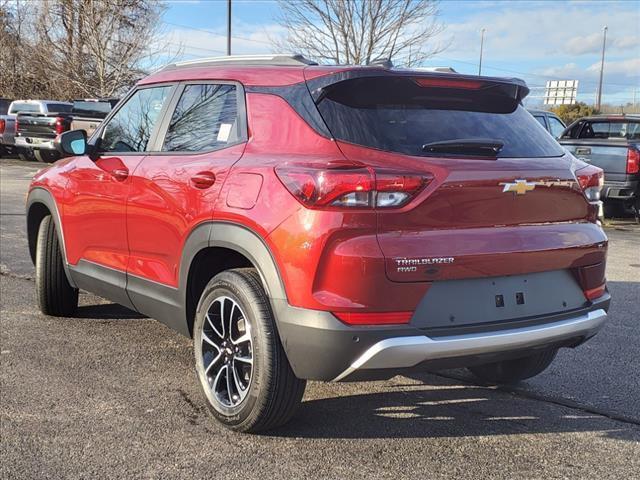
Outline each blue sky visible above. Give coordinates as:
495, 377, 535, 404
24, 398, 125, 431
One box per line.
162, 0, 639, 106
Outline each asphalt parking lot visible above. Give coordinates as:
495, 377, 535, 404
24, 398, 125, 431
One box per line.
1, 157, 639, 479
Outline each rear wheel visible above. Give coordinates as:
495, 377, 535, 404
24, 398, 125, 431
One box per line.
35, 215, 78, 316
467, 348, 558, 384
34, 149, 60, 163
193, 268, 306, 433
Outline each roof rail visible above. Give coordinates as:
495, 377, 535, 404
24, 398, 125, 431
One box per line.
162, 54, 318, 71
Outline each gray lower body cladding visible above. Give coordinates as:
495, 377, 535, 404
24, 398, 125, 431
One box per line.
274, 270, 610, 381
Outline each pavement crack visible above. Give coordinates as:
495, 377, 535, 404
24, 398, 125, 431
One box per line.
0, 269, 34, 281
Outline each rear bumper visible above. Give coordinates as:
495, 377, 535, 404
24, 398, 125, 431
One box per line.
15, 136, 56, 150
273, 294, 610, 382
332, 307, 607, 381
603, 179, 638, 200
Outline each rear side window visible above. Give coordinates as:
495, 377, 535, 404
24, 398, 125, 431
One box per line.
317, 76, 565, 158
72, 101, 113, 118
46, 103, 72, 113
578, 121, 640, 140
162, 84, 240, 152
533, 116, 546, 128
101, 86, 171, 153
548, 116, 566, 139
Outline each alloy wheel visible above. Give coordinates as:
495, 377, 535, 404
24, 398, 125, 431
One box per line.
200, 296, 253, 408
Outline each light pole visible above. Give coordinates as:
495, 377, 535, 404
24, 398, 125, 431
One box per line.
596, 25, 607, 111
226, 0, 232, 56
478, 28, 485, 76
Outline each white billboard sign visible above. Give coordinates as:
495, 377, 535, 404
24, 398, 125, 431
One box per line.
543, 80, 578, 105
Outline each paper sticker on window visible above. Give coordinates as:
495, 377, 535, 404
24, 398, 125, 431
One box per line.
217, 123, 232, 142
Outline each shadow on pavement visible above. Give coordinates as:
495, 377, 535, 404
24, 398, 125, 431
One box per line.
269, 374, 639, 442
75, 302, 146, 320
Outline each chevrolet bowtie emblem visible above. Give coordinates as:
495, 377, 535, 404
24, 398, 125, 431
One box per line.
500, 179, 537, 195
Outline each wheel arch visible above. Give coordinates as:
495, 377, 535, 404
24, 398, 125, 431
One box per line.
180, 222, 288, 337
26, 187, 76, 287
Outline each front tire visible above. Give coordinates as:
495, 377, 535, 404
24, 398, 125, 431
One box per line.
35, 215, 78, 316
34, 149, 60, 163
193, 268, 306, 433
467, 348, 558, 384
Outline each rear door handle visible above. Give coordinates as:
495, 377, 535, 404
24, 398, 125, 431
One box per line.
191, 171, 216, 189
575, 147, 591, 155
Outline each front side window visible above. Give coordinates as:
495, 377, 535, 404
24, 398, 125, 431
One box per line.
162, 84, 240, 152
101, 86, 171, 153
548, 117, 566, 139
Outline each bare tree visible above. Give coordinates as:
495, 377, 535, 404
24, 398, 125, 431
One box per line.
32, 0, 169, 98
273, 0, 446, 66
1, 0, 177, 100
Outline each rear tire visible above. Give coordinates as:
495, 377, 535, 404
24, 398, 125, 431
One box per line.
467, 348, 558, 384
193, 268, 306, 433
35, 216, 78, 316
34, 149, 60, 163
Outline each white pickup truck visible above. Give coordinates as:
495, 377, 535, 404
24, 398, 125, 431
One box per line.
1, 100, 72, 160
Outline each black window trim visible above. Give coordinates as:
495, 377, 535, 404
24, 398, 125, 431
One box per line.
90, 82, 179, 156
148, 80, 248, 156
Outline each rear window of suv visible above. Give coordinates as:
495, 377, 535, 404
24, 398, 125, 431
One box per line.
316, 76, 564, 158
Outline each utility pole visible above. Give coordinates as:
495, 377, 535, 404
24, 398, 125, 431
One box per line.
226, 0, 232, 56
596, 25, 607, 111
478, 28, 485, 76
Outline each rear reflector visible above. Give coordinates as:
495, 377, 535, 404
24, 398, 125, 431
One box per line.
333, 311, 413, 325
627, 147, 640, 174
414, 78, 484, 90
583, 283, 606, 301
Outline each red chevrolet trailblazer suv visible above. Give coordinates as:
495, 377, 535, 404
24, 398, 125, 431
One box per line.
27, 54, 610, 433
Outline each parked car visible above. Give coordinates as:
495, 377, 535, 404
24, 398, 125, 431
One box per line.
70, 98, 119, 137
1, 99, 67, 159
13, 100, 73, 162
528, 109, 566, 139
559, 114, 639, 217
0, 98, 12, 156
26, 54, 610, 433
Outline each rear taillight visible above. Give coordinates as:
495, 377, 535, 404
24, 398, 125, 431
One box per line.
54, 117, 67, 135
0, 119, 5, 134
333, 311, 413, 325
627, 147, 640, 174
575, 164, 604, 202
275, 162, 428, 209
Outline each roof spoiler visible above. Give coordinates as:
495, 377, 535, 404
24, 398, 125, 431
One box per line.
307, 69, 530, 104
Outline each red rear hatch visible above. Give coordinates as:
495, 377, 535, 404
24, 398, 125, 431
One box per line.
314, 73, 607, 288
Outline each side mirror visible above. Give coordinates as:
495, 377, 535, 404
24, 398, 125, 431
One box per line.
55, 129, 87, 157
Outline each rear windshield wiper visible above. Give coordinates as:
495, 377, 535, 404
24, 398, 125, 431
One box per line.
422, 138, 504, 156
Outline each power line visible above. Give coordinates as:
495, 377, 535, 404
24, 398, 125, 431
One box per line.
163, 20, 273, 47
162, 19, 638, 88
430, 55, 638, 88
